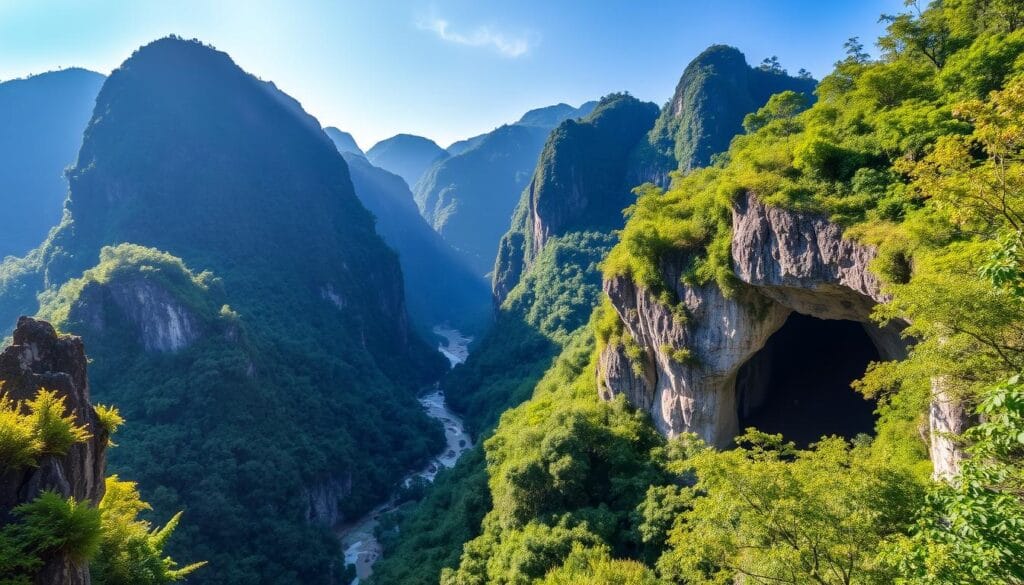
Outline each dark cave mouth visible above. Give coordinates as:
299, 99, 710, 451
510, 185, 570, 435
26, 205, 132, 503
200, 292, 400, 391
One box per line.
735, 312, 879, 447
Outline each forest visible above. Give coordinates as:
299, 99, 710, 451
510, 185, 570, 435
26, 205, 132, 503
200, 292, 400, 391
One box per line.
1, 1, 1024, 584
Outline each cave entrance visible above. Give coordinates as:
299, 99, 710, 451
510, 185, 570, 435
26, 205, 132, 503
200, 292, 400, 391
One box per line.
735, 312, 878, 447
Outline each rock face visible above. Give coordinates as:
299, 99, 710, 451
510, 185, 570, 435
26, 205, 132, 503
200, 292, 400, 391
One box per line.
492, 95, 659, 305
73, 277, 201, 352
0, 317, 108, 585
600, 267, 788, 443
599, 193, 963, 474
626, 45, 816, 188
304, 473, 352, 527
731, 194, 887, 322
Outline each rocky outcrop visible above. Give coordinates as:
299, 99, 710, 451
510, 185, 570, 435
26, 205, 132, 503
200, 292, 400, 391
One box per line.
492, 95, 659, 306
0, 317, 109, 585
599, 194, 969, 475
304, 473, 352, 527
731, 193, 887, 321
600, 267, 788, 444
929, 378, 972, 479
73, 277, 201, 352
626, 45, 816, 187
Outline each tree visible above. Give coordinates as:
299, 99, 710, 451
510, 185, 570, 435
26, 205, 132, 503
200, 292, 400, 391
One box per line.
759, 55, 786, 74
657, 431, 923, 585
91, 477, 206, 585
887, 378, 1024, 584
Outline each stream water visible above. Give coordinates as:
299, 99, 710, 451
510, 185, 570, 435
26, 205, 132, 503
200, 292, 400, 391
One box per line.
336, 325, 474, 584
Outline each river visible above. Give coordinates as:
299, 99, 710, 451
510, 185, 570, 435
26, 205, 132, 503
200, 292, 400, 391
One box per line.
336, 325, 474, 584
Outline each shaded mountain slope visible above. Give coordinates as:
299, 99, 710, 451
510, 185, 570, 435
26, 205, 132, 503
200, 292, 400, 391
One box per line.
0, 68, 104, 258
5, 36, 447, 585
414, 101, 596, 276
366, 133, 448, 188
341, 150, 491, 335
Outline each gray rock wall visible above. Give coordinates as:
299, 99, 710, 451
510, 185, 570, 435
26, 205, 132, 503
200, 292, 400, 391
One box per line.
0, 317, 109, 585
599, 193, 962, 476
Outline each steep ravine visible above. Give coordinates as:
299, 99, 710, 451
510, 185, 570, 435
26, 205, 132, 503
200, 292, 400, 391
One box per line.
336, 326, 474, 584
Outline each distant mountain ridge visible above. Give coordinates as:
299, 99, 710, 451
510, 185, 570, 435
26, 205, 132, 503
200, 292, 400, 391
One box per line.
414, 100, 596, 275
325, 126, 364, 156
340, 149, 491, 335
0, 68, 104, 258
367, 133, 448, 188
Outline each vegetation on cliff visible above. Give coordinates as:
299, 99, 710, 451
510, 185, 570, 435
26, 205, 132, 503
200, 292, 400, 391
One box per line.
0, 384, 200, 584
433, 1, 1024, 583
414, 102, 597, 276
3, 37, 448, 585
626, 45, 815, 186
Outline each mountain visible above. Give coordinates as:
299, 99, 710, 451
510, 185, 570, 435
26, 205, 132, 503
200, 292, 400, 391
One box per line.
3, 36, 447, 585
366, 133, 448, 188
324, 126, 364, 156
628, 44, 816, 187
414, 101, 596, 276
340, 149, 491, 335
445, 103, 597, 156
367, 93, 657, 585
516, 101, 598, 127
0, 68, 104, 258
492, 94, 659, 305
371, 47, 813, 584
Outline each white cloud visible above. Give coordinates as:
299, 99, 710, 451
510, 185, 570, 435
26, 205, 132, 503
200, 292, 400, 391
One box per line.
418, 17, 536, 58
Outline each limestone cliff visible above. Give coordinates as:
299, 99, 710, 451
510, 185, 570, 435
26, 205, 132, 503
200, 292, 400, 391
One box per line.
492, 94, 658, 306
599, 193, 965, 475
0, 317, 109, 585
72, 276, 202, 352
626, 45, 816, 188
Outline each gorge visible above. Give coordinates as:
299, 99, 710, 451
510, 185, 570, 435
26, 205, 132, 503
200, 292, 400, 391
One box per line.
2, 2, 1023, 583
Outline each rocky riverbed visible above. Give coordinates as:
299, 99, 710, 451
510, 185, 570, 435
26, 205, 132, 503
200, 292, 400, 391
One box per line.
337, 326, 473, 584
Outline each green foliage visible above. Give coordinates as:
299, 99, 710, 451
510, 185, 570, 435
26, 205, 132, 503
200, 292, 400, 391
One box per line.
538, 544, 660, 585
742, 90, 809, 133
657, 431, 924, 585
92, 476, 205, 585
26, 389, 92, 457
93, 404, 124, 438
602, 175, 736, 295
0, 491, 102, 582
0, 388, 90, 469
885, 376, 1024, 584
0, 393, 44, 470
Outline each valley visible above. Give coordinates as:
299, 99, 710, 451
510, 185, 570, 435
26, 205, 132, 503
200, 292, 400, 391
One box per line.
339, 328, 474, 584
1, 3, 1023, 584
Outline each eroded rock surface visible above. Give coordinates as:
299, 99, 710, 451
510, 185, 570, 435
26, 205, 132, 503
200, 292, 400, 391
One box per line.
73, 277, 200, 352
305, 473, 352, 526
0, 317, 108, 585
600, 193, 961, 475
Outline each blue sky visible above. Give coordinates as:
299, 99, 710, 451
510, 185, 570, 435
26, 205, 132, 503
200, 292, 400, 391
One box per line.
0, 0, 904, 148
